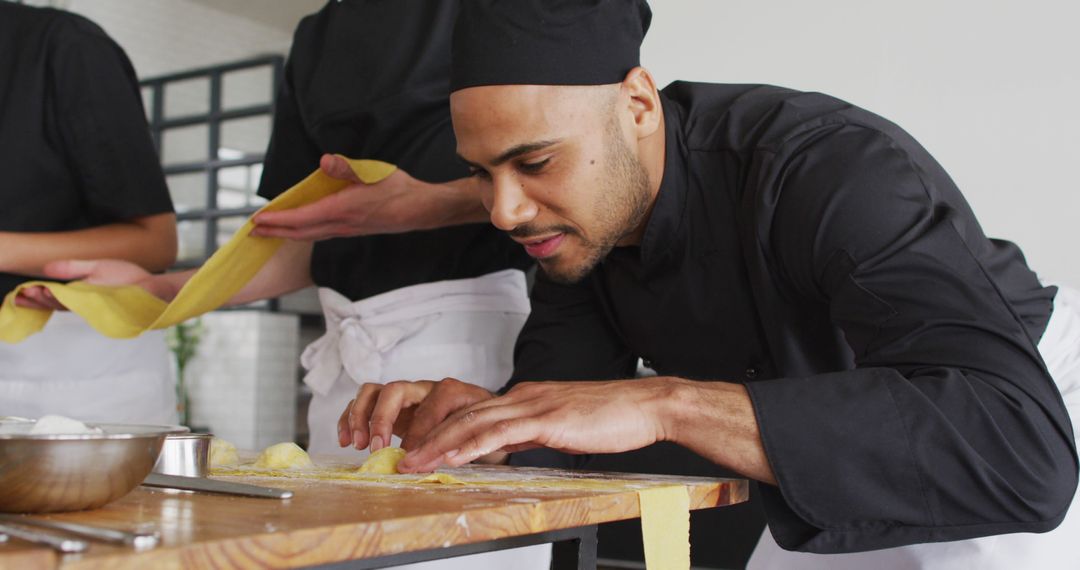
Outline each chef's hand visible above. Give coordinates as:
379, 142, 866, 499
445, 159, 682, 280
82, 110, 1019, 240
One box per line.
396, 377, 674, 474
251, 154, 486, 241
338, 378, 496, 454
14, 259, 170, 311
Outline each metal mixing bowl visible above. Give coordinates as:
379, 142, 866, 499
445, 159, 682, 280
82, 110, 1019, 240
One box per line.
0, 422, 188, 513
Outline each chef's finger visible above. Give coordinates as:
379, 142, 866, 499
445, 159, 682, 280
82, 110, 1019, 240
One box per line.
399, 401, 527, 472
400, 379, 491, 450
250, 220, 351, 241
338, 399, 356, 447
400, 397, 451, 451
368, 381, 424, 452
14, 288, 52, 310
444, 417, 544, 470
252, 192, 348, 230
347, 384, 382, 449
402, 416, 542, 473
499, 442, 543, 454
16, 287, 65, 311
41, 259, 98, 280
320, 153, 367, 184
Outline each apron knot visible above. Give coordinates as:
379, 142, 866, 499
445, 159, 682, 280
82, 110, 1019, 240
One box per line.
301, 288, 438, 396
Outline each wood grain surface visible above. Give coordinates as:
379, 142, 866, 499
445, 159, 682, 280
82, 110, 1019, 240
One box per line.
0, 464, 747, 570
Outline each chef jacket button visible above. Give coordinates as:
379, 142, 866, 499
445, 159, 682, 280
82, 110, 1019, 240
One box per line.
745, 367, 759, 380
642, 358, 655, 370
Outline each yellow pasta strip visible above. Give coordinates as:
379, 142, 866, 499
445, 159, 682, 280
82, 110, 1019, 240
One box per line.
639, 485, 691, 570
0, 157, 396, 343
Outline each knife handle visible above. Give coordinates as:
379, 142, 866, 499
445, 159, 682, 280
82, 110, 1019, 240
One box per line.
0, 522, 88, 553
0, 513, 158, 549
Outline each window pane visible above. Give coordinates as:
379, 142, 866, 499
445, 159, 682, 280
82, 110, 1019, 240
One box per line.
141, 87, 155, 122
161, 124, 209, 166
220, 115, 271, 157
167, 172, 208, 212
222, 65, 273, 110
216, 216, 247, 249
217, 165, 266, 209
177, 220, 207, 263
164, 77, 210, 118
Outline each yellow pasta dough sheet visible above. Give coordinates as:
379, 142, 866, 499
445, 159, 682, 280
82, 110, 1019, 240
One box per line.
0, 157, 396, 343
214, 456, 693, 569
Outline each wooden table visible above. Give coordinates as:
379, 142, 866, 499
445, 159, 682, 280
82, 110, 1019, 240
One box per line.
0, 464, 747, 570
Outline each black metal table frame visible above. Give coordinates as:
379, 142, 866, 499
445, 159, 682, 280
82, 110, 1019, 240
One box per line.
309, 524, 598, 570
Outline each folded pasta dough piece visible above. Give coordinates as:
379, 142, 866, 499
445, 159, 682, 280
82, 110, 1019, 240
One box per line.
0, 157, 396, 343
357, 447, 408, 474
638, 484, 691, 570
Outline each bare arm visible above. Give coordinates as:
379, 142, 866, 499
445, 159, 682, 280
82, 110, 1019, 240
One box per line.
126, 237, 315, 305
372, 375, 777, 484
17, 238, 314, 310
250, 154, 489, 241
663, 378, 775, 484
0, 212, 177, 277
226, 238, 314, 305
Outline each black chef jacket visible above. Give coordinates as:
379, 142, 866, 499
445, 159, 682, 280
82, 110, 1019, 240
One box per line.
509, 82, 1077, 555
0, 4, 174, 298
256, 0, 530, 300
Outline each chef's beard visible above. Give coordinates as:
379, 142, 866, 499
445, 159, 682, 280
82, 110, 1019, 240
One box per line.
538, 113, 653, 285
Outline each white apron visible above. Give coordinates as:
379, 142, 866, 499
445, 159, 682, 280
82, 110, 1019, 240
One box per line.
749, 283, 1080, 570
299, 269, 550, 570
0, 311, 177, 424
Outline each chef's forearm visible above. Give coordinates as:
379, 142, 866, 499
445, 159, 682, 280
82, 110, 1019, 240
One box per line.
134, 237, 313, 305
660, 377, 777, 485
225, 238, 314, 306
417, 177, 491, 229
0, 213, 176, 276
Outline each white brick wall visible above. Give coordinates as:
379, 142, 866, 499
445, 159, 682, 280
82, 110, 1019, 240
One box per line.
184, 311, 301, 450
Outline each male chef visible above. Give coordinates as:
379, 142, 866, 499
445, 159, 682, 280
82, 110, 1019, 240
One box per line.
339, 0, 1080, 568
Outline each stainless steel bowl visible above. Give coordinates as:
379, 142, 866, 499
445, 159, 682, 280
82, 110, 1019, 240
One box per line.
153, 433, 211, 477
0, 423, 187, 513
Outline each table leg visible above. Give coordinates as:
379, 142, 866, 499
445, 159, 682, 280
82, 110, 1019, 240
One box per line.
550, 524, 598, 570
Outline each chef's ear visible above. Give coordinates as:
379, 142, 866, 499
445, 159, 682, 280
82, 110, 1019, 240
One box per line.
620, 67, 662, 139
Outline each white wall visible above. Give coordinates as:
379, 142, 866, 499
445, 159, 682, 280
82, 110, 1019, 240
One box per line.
24, 0, 1078, 286
47, 0, 311, 77
643, 1, 1080, 287
45, 0, 1077, 286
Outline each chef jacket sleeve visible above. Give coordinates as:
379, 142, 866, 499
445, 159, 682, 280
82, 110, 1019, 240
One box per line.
744, 124, 1078, 553
50, 19, 173, 222
256, 55, 322, 200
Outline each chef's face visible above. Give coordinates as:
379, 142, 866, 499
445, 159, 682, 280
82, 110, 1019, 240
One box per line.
452, 83, 654, 284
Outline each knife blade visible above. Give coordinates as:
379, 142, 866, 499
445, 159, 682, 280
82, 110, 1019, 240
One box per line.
0, 514, 158, 549
142, 473, 293, 499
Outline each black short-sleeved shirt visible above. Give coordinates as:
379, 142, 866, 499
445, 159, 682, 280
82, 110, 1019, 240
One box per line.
0, 4, 174, 298
256, 0, 530, 300
509, 82, 1076, 558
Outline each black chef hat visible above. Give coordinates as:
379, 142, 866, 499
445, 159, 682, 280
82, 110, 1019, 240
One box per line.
450, 0, 652, 92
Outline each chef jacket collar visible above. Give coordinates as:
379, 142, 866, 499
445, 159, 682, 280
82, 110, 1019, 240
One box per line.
634, 92, 689, 269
